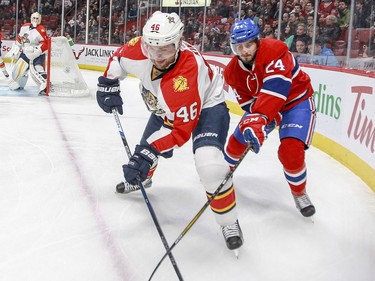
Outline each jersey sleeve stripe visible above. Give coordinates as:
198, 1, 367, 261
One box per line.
262, 89, 287, 100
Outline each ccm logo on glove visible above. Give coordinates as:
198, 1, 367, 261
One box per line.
238, 113, 268, 154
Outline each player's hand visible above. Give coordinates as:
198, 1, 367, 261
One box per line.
238, 113, 267, 153
264, 112, 282, 135
123, 144, 159, 185
24, 46, 42, 61
96, 76, 123, 114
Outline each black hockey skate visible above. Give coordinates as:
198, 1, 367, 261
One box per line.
293, 191, 316, 217
221, 219, 244, 254
116, 178, 152, 194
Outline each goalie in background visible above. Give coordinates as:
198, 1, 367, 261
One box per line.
0, 31, 9, 78
6, 12, 50, 95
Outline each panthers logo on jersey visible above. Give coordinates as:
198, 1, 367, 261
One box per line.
173, 76, 189, 92
129, 37, 140, 46
140, 85, 165, 115
21, 33, 30, 45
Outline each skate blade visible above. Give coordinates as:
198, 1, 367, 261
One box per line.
308, 215, 315, 223
233, 248, 240, 259
302, 215, 315, 223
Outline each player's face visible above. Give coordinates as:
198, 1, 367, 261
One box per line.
143, 43, 177, 69
232, 40, 258, 64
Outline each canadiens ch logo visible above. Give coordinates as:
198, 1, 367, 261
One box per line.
173, 76, 189, 92
129, 37, 140, 46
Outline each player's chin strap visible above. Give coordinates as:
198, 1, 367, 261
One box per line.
149, 143, 253, 281
111, 108, 184, 281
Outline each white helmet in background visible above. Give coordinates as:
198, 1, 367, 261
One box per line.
31, 12, 42, 28
142, 11, 184, 51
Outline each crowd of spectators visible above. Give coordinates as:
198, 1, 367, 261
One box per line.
1, 0, 375, 65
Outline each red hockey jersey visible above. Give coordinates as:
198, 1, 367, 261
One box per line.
224, 38, 314, 123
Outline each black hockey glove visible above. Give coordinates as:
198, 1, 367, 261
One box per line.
123, 144, 159, 185
96, 76, 123, 114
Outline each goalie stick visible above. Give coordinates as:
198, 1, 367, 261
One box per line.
149, 143, 253, 280
112, 108, 184, 281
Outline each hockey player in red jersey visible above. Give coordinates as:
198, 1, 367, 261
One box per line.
224, 18, 317, 217
96, 11, 243, 252
6, 12, 49, 95
0, 31, 9, 77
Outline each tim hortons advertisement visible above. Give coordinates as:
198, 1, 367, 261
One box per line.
304, 68, 375, 170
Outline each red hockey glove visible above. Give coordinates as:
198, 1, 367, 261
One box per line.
238, 113, 267, 153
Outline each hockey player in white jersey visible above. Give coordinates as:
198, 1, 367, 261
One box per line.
7, 12, 49, 95
97, 11, 244, 254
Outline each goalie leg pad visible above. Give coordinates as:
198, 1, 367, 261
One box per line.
9, 58, 29, 90
18, 75, 28, 89
195, 146, 237, 226
29, 62, 47, 91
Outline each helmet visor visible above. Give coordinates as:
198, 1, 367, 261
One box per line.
230, 39, 257, 56
141, 38, 177, 61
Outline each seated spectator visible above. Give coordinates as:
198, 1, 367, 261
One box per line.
318, 0, 335, 24
353, 0, 370, 28
296, 38, 308, 54
306, 14, 315, 30
304, 1, 315, 17
261, 22, 273, 38
308, 38, 339, 67
320, 14, 341, 46
283, 24, 294, 49
337, 0, 350, 30
290, 23, 309, 52
333, 40, 346, 56
362, 33, 375, 58
288, 11, 299, 35
295, 38, 310, 63
293, 4, 304, 17
127, 3, 138, 20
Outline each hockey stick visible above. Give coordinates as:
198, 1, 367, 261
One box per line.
149, 143, 253, 280
112, 108, 184, 281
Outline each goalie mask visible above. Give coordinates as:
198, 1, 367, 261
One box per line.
31, 12, 42, 28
